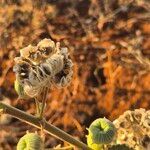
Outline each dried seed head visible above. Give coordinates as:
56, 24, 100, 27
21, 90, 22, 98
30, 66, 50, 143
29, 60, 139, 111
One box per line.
37, 38, 56, 57
113, 109, 150, 150
20, 45, 36, 59
14, 38, 73, 99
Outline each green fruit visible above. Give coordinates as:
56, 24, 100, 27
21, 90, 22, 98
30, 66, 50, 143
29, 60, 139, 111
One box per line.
88, 118, 116, 144
14, 79, 29, 99
17, 133, 43, 150
87, 134, 103, 150
87, 118, 116, 150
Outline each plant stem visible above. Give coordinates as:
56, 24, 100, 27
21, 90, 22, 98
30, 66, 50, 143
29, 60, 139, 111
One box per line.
35, 98, 40, 116
46, 145, 74, 150
0, 102, 91, 150
39, 87, 48, 119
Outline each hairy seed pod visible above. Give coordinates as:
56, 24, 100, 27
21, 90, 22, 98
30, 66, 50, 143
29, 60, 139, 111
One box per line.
44, 54, 64, 77
37, 38, 57, 59
87, 118, 116, 149
20, 39, 56, 65
20, 45, 36, 60
24, 85, 42, 98
17, 133, 43, 150
108, 144, 133, 150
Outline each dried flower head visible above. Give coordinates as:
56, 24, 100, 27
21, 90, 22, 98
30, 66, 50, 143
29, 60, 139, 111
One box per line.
13, 38, 73, 99
113, 108, 150, 150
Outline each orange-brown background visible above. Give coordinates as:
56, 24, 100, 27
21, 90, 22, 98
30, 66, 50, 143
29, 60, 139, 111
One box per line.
0, 0, 149, 149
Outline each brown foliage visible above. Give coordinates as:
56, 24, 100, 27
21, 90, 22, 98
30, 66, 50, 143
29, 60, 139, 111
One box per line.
0, 0, 149, 149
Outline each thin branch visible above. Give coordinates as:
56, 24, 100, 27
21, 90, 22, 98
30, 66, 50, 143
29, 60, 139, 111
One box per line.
0, 102, 91, 150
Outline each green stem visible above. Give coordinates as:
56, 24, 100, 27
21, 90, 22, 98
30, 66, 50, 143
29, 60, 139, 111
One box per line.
0, 102, 91, 150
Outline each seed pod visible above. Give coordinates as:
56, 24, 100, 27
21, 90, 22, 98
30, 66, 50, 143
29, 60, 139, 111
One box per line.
87, 134, 103, 150
14, 38, 73, 98
14, 79, 29, 99
87, 118, 116, 149
17, 133, 43, 150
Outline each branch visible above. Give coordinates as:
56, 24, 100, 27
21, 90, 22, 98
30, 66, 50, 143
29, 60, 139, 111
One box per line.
0, 102, 91, 150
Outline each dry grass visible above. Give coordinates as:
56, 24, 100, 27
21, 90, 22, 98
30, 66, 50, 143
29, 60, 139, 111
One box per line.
0, 0, 149, 149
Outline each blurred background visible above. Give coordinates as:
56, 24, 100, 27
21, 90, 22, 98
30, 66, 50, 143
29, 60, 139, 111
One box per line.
0, 0, 150, 149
